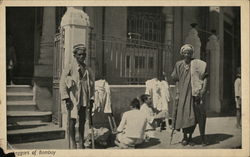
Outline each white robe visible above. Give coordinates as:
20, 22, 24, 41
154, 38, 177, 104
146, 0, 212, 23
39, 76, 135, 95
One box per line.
94, 79, 112, 113
190, 59, 207, 96
145, 78, 170, 112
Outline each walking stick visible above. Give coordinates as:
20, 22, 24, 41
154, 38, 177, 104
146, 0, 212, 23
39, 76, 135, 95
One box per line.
170, 95, 178, 145
67, 107, 71, 149
169, 121, 175, 145
108, 113, 117, 134
108, 115, 114, 133
89, 101, 95, 149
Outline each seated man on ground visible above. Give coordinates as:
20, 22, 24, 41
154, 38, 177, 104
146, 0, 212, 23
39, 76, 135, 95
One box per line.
115, 98, 147, 148
140, 94, 157, 140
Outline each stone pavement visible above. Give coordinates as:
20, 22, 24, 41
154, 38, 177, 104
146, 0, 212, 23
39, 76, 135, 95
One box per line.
9, 116, 241, 150
137, 116, 242, 149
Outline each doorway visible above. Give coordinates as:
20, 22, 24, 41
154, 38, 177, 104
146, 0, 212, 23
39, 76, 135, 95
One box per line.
6, 7, 36, 85
222, 20, 235, 113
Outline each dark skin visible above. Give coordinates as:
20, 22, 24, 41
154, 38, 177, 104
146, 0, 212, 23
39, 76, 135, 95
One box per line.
175, 49, 208, 146
63, 48, 94, 149
145, 96, 153, 108
64, 49, 87, 109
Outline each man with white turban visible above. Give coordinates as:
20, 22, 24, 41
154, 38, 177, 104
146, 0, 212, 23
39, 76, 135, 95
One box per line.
171, 44, 208, 146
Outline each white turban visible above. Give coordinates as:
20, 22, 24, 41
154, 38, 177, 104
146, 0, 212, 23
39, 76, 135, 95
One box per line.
180, 44, 194, 55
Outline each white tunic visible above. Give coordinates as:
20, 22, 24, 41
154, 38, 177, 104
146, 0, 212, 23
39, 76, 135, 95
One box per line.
117, 109, 147, 139
94, 79, 112, 113
145, 78, 170, 112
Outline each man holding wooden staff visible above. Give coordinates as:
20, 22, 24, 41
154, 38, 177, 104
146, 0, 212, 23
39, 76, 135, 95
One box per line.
60, 44, 95, 149
171, 44, 208, 146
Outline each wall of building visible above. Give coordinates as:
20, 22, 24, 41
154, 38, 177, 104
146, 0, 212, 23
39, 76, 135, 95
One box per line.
92, 85, 176, 128
92, 85, 145, 127
182, 7, 200, 41
34, 7, 56, 114
173, 7, 205, 64
104, 7, 127, 84
86, 7, 105, 78
220, 7, 240, 113
207, 7, 222, 113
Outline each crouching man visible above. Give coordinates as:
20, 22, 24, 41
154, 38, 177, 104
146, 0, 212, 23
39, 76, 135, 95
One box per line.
115, 98, 147, 149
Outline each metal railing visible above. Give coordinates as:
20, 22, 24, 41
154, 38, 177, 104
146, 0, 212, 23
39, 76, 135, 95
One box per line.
89, 33, 173, 85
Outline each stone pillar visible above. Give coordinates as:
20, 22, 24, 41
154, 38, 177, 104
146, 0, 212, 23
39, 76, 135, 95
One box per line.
33, 7, 56, 113
61, 7, 90, 68
184, 24, 201, 59
208, 7, 223, 113
162, 7, 174, 81
60, 7, 90, 128
35, 7, 56, 77
206, 33, 221, 113
39, 7, 56, 65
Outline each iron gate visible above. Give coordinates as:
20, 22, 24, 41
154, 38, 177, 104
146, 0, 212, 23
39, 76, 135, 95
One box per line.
53, 30, 173, 124
89, 33, 173, 84
52, 29, 65, 126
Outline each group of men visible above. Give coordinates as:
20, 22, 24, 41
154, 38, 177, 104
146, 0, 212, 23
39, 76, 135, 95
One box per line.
115, 94, 156, 148
59, 43, 209, 149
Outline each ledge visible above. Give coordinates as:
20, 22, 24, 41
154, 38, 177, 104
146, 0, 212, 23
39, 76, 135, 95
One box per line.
109, 85, 176, 88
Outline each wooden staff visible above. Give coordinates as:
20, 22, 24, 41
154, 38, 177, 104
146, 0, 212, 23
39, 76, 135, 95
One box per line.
89, 101, 95, 149
67, 107, 71, 149
170, 91, 179, 145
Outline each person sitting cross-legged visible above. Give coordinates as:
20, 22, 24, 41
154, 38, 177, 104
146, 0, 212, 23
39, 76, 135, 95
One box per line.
114, 98, 148, 149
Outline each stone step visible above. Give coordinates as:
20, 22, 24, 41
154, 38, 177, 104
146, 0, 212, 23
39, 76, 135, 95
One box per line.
7, 111, 52, 123
7, 121, 65, 144
7, 92, 34, 101
7, 85, 33, 93
7, 101, 37, 111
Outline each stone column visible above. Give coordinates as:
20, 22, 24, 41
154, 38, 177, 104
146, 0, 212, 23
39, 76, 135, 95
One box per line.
35, 7, 56, 77
208, 6, 223, 113
60, 7, 90, 128
39, 7, 56, 65
33, 7, 56, 114
206, 33, 221, 113
162, 7, 174, 81
61, 7, 90, 68
162, 7, 173, 46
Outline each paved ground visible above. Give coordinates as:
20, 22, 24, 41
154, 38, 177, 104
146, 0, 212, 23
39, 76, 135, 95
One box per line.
9, 116, 241, 149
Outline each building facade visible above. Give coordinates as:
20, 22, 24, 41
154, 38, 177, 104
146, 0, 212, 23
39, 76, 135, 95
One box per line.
6, 7, 240, 125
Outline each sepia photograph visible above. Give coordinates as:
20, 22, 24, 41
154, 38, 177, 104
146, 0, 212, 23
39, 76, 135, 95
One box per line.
0, 0, 249, 157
